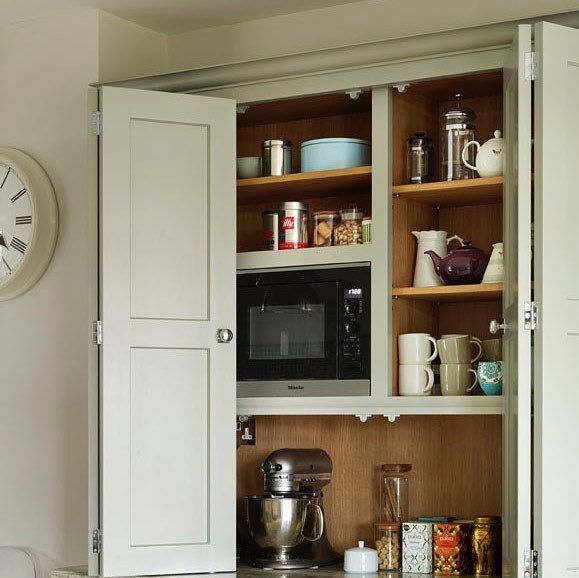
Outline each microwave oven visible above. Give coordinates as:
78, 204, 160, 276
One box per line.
237, 264, 371, 397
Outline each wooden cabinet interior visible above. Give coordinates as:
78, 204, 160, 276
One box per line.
391, 71, 504, 395
237, 415, 502, 554
236, 92, 372, 252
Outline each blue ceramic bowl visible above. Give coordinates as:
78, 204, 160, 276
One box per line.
300, 138, 371, 172
478, 361, 503, 396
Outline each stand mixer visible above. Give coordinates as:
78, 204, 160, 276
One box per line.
245, 448, 341, 569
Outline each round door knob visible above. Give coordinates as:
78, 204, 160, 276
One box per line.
489, 319, 506, 334
216, 328, 234, 343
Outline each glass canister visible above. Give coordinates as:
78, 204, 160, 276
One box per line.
407, 132, 434, 184
375, 523, 402, 571
380, 464, 411, 523
442, 95, 476, 181
471, 516, 501, 576
334, 207, 364, 245
262, 140, 292, 176
313, 210, 339, 247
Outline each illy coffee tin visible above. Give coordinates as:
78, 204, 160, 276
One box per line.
262, 211, 278, 250
403, 522, 433, 573
278, 202, 308, 250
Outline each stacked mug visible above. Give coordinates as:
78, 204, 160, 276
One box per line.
437, 334, 482, 396
478, 338, 503, 395
398, 333, 438, 396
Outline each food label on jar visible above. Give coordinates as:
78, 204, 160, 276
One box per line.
403, 522, 433, 573
434, 523, 469, 575
282, 216, 294, 230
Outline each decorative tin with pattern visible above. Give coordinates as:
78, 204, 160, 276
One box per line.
434, 521, 472, 575
402, 522, 433, 573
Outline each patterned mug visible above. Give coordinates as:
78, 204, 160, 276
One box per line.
477, 361, 503, 396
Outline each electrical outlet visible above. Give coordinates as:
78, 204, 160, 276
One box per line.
237, 417, 256, 446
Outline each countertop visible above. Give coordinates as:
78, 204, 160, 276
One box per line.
50, 564, 483, 578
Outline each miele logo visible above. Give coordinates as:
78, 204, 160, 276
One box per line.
287, 384, 304, 390
282, 216, 295, 230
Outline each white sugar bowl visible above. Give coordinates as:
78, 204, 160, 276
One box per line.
344, 541, 379, 574
461, 129, 505, 178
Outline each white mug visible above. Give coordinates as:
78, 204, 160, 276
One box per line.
440, 334, 482, 363
398, 333, 438, 365
399, 364, 435, 396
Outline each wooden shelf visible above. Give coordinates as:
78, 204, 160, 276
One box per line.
237, 166, 371, 205
237, 243, 373, 270
392, 176, 503, 206
393, 282, 503, 302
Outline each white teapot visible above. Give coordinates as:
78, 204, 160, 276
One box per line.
461, 130, 504, 178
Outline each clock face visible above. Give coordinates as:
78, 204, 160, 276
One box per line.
0, 163, 34, 286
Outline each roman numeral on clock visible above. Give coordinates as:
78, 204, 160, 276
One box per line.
15, 215, 32, 225
10, 237, 27, 254
11, 188, 26, 203
1, 168, 11, 188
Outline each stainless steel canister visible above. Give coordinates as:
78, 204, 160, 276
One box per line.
262, 140, 292, 176
278, 202, 308, 250
262, 210, 278, 251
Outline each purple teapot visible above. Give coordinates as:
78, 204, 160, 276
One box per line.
424, 240, 489, 285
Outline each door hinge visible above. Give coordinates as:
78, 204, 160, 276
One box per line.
524, 301, 538, 331
524, 549, 538, 578
525, 51, 538, 81
91, 111, 102, 136
92, 320, 103, 345
92, 529, 102, 554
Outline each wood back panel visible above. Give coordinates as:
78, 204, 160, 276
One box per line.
237, 415, 502, 553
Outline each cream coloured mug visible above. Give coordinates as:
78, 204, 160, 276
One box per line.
399, 364, 435, 396
398, 333, 438, 365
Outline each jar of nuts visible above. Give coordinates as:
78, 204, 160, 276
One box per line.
374, 523, 401, 571
334, 207, 364, 245
313, 210, 339, 247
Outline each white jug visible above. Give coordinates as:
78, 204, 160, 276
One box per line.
412, 230, 463, 287
461, 130, 504, 178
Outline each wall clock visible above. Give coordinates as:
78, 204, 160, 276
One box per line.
0, 148, 59, 301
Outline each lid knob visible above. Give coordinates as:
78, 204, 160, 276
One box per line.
494, 130, 502, 138
358, 541, 364, 549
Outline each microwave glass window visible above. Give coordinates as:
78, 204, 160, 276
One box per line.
249, 304, 325, 360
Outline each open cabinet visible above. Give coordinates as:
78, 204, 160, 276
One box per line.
91, 20, 579, 578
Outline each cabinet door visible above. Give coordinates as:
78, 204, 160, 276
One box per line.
502, 24, 533, 578
534, 21, 579, 578
99, 87, 236, 577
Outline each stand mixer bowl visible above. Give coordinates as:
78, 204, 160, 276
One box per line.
246, 495, 324, 550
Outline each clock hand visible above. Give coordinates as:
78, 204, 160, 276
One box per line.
2, 256, 11, 273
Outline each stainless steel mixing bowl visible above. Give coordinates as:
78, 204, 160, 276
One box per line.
245, 495, 324, 549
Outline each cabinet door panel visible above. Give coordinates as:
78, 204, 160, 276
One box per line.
99, 86, 236, 577
502, 24, 532, 578
534, 21, 579, 578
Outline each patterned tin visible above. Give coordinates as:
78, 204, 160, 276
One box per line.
402, 521, 433, 573
471, 516, 501, 576
434, 521, 472, 575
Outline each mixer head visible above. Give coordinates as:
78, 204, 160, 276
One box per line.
261, 448, 333, 494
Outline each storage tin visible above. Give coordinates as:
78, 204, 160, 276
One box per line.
300, 138, 371, 172
434, 521, 471, 575
402, 522, 433, 573
362, 216, 372, 244
262, 210, 278, 250
262, 140, 292, 176
278, 202, 308, 250
471, 516, 501, 576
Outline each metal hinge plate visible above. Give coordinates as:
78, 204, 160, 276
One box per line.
524, 549, 538, 578
91, 111, 102, 136
92, 529, 102, 554
92, 320, 103, 345
525, 52, 538, 81
524, 301, 538, 331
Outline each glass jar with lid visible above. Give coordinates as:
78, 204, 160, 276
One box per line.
374, 523, 401, 571
407, 132, 434, 184
442, 94, 476, 181
313, 210, 339, 247
334, 207, 364, 245
380, 463, 411, 523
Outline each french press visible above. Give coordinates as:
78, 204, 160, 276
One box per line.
442, 94, 476, 181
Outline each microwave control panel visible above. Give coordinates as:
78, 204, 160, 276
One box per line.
342, 286, 364, 375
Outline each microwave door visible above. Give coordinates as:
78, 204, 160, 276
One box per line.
237, 282, 338, 381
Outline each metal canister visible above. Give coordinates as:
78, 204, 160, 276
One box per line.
262, 140, 292, 176
262, 210, 278, 250
471, 516, 501, 576
278, 202, 308, 250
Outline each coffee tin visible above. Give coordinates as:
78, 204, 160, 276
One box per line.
471, 516, 501, 576
434, 521, 472, 575
403, 521, 433, 573
262, 211, 278, 250
278, 202, 308, 250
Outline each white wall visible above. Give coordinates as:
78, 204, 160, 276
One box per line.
0, 9, 99, 577
168, 0, 579, 70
